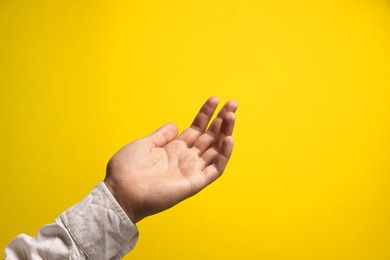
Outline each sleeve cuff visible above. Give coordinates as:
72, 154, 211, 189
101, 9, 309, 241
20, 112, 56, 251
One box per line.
59, 182, 139, 260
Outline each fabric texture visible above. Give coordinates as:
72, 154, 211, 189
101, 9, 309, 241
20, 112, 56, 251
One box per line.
4, 182, 139, 260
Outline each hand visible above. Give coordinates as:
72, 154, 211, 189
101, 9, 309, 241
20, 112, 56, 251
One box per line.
104, 97, 238, 223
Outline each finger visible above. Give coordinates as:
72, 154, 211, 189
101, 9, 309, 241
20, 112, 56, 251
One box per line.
201, 146, 219, 166
193, 111, 236, 156
191, 132, 215, 156
202, 136, 234, 185
219, 112, 236, 136
178, 97, 219, 146
214, 112, 236, 151
191, 97, 219, 132
145, 123, 178, 147
207, 100, 238, 135
177, 127, 202, 148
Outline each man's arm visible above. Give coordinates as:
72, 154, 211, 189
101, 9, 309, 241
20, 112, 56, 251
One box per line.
5, 182, 139, 260
4, 97, 238, 259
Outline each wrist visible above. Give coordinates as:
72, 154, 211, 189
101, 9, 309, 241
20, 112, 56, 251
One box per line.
104, 178, 139, 224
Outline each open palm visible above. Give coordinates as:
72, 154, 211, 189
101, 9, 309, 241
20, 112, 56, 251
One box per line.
105, 97, 238, 223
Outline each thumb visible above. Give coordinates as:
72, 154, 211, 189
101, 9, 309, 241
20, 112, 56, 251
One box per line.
146, 123, 178, 147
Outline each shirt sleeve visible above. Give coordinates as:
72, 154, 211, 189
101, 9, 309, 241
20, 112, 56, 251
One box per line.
4, 182, 139, 260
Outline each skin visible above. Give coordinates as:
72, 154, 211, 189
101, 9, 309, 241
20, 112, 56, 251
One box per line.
104, 97, 238, 223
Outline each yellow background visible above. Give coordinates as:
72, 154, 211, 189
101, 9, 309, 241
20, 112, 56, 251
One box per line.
1, 1, 390, 259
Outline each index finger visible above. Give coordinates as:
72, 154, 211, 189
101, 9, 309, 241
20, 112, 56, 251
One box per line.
178, 97, 219, 146
191, 96, 219, 132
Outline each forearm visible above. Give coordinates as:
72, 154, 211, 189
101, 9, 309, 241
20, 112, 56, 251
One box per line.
5, 182, 139, 260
